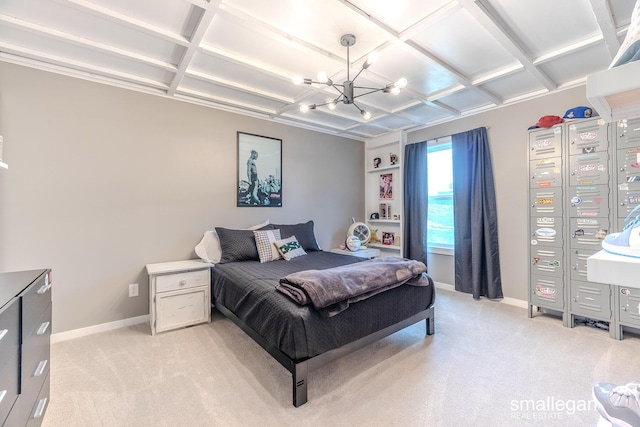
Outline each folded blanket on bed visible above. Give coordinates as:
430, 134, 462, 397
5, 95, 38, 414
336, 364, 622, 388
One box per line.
276, 256, 431, 317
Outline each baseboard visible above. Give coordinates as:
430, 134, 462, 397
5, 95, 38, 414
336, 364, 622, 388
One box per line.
434, 282, 528, 309
51, 314, 149, 344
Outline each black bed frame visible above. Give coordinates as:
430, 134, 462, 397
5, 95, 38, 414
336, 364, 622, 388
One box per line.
214, 300, 435, 407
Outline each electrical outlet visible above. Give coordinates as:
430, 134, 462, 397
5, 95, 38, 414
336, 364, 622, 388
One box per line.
128, 283, 139, 297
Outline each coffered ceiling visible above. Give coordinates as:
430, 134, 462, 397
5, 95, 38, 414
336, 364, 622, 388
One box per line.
0, 0, 635, 139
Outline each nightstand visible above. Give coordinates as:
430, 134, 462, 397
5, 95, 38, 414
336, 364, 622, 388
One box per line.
146, 260, 211, 335
330, 247, 380, 259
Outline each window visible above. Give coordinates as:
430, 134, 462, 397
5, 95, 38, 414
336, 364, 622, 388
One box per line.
427, 139, 454, 250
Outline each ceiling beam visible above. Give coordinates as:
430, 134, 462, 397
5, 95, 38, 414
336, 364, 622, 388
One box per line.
588, 0, 620, 60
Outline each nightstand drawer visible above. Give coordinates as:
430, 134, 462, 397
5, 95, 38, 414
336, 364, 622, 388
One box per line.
156, 286, 209, 333
156, 269, 209, 293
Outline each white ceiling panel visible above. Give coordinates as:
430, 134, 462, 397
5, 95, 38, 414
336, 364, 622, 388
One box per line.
0, 0, 634, 140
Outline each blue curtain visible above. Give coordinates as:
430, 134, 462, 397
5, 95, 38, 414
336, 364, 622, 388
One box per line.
403, 141, 429, 265
452, 127, 503, 299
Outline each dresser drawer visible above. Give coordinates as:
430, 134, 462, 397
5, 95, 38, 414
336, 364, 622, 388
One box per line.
0, 299, 19, 364
21, 273, 52, 340
21, 304, 51, 400
156, 269, 209, 293
26, 373, 49, 427
0, 349, 20, 425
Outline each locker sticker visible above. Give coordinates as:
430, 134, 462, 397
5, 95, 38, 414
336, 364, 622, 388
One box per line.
620, 183, 630, 191
579, 132, 597, 141
620, 288, 630, 296
536, 228, 556, 237
571, 196, 583, 205
538, 197, 554, 205
536, 285, 556, 299
628, 195, 640, 205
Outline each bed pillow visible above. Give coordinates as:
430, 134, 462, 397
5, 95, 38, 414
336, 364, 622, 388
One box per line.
216, 224, 272, 263
271, 220, 321, 252
274, 236, 307, 261
194, 220, 270, 264
253, 229, 282, 263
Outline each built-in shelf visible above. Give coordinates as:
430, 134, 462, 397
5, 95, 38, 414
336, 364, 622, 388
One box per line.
368, 219, 401, 224
367, 165, 399, 173
0, 161, 7, 169
368, 243, 401, 251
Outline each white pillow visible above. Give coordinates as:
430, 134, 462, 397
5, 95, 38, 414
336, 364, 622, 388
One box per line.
195, 219, 270, 264
274, 236, 307, 261
253, 229, 282, 263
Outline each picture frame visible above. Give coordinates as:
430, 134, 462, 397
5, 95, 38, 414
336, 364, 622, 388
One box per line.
379, 202, 391, 219
237, 132, 282, 207
382, 231, 395, 245
379, 173, 393, 199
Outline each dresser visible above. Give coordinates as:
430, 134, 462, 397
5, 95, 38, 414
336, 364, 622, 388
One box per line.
0, 269, 52, 427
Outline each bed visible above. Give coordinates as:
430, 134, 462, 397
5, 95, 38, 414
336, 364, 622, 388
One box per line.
199, 221, 436, 406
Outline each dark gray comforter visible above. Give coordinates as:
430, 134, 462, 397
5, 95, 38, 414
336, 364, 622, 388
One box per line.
211, 251, 435, 360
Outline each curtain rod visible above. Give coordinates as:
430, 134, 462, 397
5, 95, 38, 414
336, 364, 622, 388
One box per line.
409, 126, 490, 145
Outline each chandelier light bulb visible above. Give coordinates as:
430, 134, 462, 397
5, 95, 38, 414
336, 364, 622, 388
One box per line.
391, 86, 401, 95
292, 75, 304, 85
364, 51, 379, 69
395, 77, 408, 89
317, 71, 328, 83
328, 101, 337, 110
361, 110, 371, 120
300, 104, 310, 112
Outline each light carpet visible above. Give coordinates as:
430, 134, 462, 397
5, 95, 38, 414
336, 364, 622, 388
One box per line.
41, 289, 640, 427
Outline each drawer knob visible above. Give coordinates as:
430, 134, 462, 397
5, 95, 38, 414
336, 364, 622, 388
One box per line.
0, 329, 7, 341
179, 279, 187, 286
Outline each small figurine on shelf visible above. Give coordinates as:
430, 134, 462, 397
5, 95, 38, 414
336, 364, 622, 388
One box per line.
370, 229, 379, 243
373, 157, 381, 168
390, 153, 397, 165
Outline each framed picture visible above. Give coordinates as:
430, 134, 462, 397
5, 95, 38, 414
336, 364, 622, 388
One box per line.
382, 231, 395, 245
379, 203, 391, 219
237, 132, 282, 207
379, 173, 393, 199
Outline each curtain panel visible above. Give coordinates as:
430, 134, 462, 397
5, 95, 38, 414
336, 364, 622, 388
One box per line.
452, 127, 503, 299
403, 141, 429, 265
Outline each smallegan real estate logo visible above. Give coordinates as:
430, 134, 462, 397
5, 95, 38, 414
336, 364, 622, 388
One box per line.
510, 397, 596, 421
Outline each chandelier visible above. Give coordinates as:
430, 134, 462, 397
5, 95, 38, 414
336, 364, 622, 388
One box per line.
292, 34, 407, 121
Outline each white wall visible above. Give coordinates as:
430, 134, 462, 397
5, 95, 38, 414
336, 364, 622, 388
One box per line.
408, 86, 592, 301
0, 62, 364, 333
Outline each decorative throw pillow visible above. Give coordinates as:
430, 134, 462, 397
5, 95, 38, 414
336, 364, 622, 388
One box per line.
195, 220, 270, 264
253, 229, 282, 263
271, 220, 321, 251
216, 224, 271, 263
274, 236, 307, 261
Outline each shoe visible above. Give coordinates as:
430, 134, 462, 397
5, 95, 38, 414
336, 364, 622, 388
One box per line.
602, 205, 640, 258
592, 382, 640, 427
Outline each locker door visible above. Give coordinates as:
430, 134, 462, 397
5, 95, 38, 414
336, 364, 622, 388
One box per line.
568, 185, 610, 218
531, 216, 563, 246
615, 118, 640, 150
619, 287, 640, 327
569, 248, 599, 282
529, 127, 562, 160
531, 274, 564, 310
617, 182, 640, 218
570, 281, 611, 319
569, 152, 609, 186
569, 217, 610, 250
530, 245, 564, 277
530, 157, 562, 188
568, 120, 608, 155
617, 146, 640, 184
530, 187, 563, 216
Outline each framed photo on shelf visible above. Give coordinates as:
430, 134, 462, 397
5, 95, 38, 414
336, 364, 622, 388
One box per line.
379, 173, 393, 199
237, 132, 282, 207
382, 231, 395, 245
379, 203, 391, 219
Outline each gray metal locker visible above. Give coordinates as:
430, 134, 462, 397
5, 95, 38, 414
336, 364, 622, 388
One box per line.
530, 187, 563, 216
570, 248, 599, 282
615, 117, 640, 149
531, 274, 564, 310
568, 184, 610, 217
531, 216, 563, 246
618, 287, 640, 328
530, 245, 563, 277
568, 121, 609, 155
529, 128, 562, 160
569, 151, 609, 186
530, 157, 563, 189
570, 281, 612, 319
617, 182, 640, 218
569, 217, 610, 250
